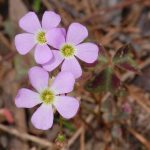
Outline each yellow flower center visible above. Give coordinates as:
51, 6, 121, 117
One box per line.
60, 44, 75, 58
40, 89, 54, 104
36, 31, 46, 44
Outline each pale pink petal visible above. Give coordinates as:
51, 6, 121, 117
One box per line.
19, 12, 41, 33
15, 33, 35, 55
42, 11, 61, 30
28, 66, 49, 92
75, 42, 99, 63
43, 50, 64, 72
34, 44, 53, 64
66, 23, 88, 45
15, 88, 41, 108
61, 58, 82, 79
54, 96, 79, 119
46, 28, 65, 49
60, 28, 66, 36
31, 104, 53, 130
51, 72, 75, 94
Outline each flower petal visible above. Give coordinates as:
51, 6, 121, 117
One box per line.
15, 33, 35, 55
42, 11, 61, 30
51, 72, 75, 94
60, 28, 66, 37
75, 42, 99, 63
54, 96, 79, 119
61, 58, 82, 79
46, 28, 65, 49
43, 50, 64, 72
19, 12, 41, 33
28, 66, 49, 92
31, 104, 53, 130
66, 23, 88, 45
34, 44, 53, 64
15, 88, 41, 108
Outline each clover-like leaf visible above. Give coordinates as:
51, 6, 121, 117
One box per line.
85, 67, 120, 93
112, 44, 139, 72
98, 44, 109, 64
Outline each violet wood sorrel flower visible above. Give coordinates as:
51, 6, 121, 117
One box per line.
43, 23, 99, 79
15, 67, 79, 130
15, 11, 61, 64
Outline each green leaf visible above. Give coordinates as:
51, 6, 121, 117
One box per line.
33, 0, 41, 12
112, 44, 139, 72
85, 67, 120, 93
98, 45, 109, 64
62, 120, 76, 132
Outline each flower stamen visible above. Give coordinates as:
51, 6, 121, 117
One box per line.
60, 44, 75, 58
36, 31, 47, 44
40, 89, 54, 104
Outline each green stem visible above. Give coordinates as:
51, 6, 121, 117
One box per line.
59, 115, 63, 133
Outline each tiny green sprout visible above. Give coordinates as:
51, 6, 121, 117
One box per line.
55, 133, 66, 148
57, 134, 65, 142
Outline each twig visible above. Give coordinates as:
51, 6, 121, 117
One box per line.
79, 0, 140, 23
42, 0, 54, 10
64, 93, 110, 149
127, 127, 150, 150
128, 85, 150, 113
42, 0, 73, 26
0, 33, 17, 63
0, 124, 55, 149
0, 51, 17, 63
82, 0, 91, 15
0, 33, 13, 51
80, 125, 85, 150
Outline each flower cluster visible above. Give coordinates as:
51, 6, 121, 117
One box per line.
15, 11, 99, 130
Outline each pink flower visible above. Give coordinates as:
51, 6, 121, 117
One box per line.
15, 11, 61, 64
43, 23, 99, 79
15, 66, 79, 130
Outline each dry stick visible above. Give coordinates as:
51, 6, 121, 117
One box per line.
0, 33, 12, 51
13, 109, 29, 150
80, 124, 85, 150
100, 28, 121, 45
0, 32, 29, 149
79, 0, 140, 23
127, 127, 150, 150
128, 86, 150, 114
0, 124, 54, 149
0, 51, 17, 63
82, 0, 91, 15
42, 0, 72, 26
65, 93, 110, 149
49, 0, 80, 18
64, 58, 150, 150
42, 0, 54, 10
0, 33, 17, 63
79, 115, 100, 141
